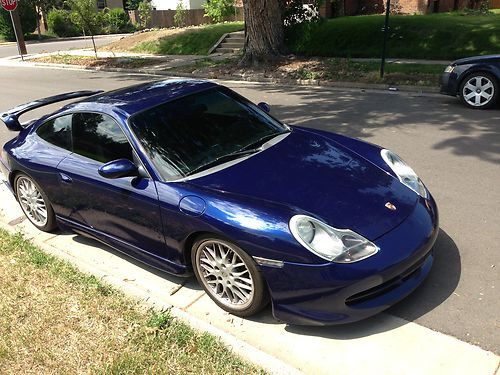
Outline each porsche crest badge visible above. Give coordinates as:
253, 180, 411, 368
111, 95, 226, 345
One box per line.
385, 202, 397, 211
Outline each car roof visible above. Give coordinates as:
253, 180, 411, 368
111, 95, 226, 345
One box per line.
69, 79, 218, 117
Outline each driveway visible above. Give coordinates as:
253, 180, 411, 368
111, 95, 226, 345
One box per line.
0, 66, 498, 354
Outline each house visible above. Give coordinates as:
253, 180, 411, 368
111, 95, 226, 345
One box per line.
319, 0, 499, 16
96, 0, 124, 9
151, 0, 205, 10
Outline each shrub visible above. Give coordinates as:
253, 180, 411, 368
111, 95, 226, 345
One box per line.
282, 0, 322, 27
67, 0, 104, 36
125, 0, 142, 10
0, 2, 37, 40
104, 8, 133, 33
138, 0, 152, 29
203, 0, 235, 23
174, 0, 188, 27
47, 9, 81, 37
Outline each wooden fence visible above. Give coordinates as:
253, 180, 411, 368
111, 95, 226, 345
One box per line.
128, 8, 244, 29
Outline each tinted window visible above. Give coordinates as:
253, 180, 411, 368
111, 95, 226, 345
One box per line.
72, 113, 133, 163
36, 115, 72, 151
130, 87, 287, 179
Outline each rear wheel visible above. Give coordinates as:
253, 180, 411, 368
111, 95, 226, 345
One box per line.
459, 72, 498, 109
192, 237, 269, 317
15, 173, 57, 232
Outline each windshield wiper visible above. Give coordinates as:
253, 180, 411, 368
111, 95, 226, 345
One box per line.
187, 148, 261, 176
241, 130, 290, 151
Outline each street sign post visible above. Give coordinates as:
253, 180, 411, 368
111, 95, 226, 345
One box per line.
1, 0, 27, 60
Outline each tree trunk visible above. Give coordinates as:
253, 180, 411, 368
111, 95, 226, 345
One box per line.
91, 34, 97, 58
240, 0, 285, 66
35, 6, 41, 40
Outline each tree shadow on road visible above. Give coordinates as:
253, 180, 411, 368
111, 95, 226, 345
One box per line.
231, 81, 500, 164
83, 73, 500, 164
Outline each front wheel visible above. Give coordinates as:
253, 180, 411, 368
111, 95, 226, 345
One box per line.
459, 72, 498, 109
15, 173, 57, 232
192, 237, 269, 317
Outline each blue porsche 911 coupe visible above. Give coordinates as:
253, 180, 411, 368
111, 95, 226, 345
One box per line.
0, 79, 438, 325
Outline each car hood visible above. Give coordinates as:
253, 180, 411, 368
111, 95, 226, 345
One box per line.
189, 128, 419, 240
454, 54, 500, 66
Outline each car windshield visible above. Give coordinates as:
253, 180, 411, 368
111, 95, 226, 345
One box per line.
129, 87, 289, 180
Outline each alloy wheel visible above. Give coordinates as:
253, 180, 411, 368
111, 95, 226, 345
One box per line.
196, 240, 255, 310
462, 75, 495, 108
16, 176, 48, 227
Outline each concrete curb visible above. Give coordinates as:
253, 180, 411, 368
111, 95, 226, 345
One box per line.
0, 58, 441, 95
0, 34, 128, 48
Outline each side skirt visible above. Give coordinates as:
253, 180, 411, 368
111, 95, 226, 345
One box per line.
56, 216, 192, 277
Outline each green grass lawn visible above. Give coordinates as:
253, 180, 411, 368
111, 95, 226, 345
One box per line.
286, 12, 500, 60
135, 22, 244, 55
0, 229, 263, 374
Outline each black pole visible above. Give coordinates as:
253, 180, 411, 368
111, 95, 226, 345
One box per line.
380, 0, 391, 78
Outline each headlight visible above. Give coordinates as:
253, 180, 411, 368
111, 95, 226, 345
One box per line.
289, 215, 379, 263
444, 65, 455, 73
381, 149, 428, 198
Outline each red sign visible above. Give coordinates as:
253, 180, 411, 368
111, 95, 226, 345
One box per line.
1, 0, 17, 11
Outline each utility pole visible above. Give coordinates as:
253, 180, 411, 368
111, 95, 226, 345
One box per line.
10, 7, 27, 58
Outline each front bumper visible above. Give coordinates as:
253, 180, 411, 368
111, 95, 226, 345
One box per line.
440, 72, 457, 96
260, 195, 439, 325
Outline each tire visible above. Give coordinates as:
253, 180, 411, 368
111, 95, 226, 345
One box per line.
459, 72, 498, 109
14, 173, 57, 232
192, 236, 269, 317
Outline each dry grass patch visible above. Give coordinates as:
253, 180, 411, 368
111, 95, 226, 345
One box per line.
0, 229, 264, 374
173, 57, 445, 87
30, 55, 162, 69
100, 29, 187, 53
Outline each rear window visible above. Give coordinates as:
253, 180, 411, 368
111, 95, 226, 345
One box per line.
36, 114, 72, 151
36, 112, 133, 164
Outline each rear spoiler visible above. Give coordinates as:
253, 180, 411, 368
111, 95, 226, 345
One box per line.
0, 90, 103, 131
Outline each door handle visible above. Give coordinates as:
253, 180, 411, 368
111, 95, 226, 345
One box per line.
59, 173, 72, 183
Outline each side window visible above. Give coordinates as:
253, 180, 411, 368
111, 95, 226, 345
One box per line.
36, 115, 72, 151
71, 113, 133, 164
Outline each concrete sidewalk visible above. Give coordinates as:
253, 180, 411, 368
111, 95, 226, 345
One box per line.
0, 34, 131, 47
0, 50, 442, 94
0, 181, 498, 375
351, 57, 451, 65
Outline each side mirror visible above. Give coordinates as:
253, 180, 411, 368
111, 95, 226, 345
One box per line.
98, 159, 138, 179
257, 102, 271, 113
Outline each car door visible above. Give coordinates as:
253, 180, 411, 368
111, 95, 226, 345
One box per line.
56, 112, 167, 261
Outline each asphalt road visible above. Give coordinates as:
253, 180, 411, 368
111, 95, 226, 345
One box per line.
0, 66, 498, 354
0, 35, 123, 58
